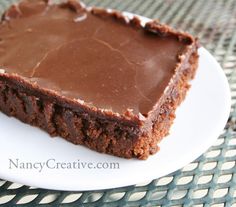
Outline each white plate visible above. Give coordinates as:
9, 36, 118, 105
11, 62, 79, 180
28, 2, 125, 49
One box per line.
0, 14, 231, 191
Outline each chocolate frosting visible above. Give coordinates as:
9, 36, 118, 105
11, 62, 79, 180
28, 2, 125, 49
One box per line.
0, 0, 188, 115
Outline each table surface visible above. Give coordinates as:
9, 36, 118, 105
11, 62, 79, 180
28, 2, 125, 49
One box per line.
0, 0, 235, 206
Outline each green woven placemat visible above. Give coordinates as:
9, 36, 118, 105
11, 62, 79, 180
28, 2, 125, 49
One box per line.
0, 0, 235, 206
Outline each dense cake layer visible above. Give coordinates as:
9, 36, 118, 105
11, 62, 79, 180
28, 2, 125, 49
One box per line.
0, 0, 188, 116
0, 0, 199, 159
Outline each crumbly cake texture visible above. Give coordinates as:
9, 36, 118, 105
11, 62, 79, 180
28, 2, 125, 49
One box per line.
0, 0, 199, 159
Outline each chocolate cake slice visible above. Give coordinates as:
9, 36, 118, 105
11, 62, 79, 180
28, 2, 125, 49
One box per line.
0, 0, 199, 159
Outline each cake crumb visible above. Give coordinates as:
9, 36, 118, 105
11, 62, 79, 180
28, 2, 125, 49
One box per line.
74, 13, 87, 22
138, 113, 146, 121
76, 99, 85, 104
0, 69, 5, 74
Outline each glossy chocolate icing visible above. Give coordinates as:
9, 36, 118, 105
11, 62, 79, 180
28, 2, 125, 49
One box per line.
0, 0, 187, 115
